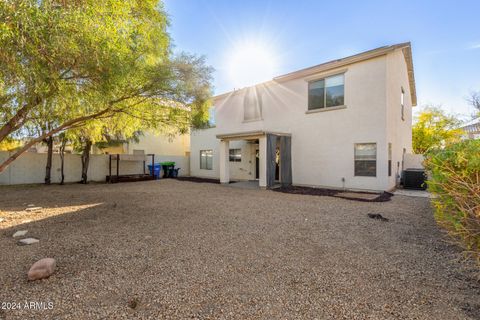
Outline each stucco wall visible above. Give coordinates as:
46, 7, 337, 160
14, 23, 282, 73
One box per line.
404, 154, 424, 169
190, 128, 255, 181
0, 151, 189, 185
126, 132, 190, 156
207, 55, 391, 191
191, 49, 414, 191
385, 49, 414, 189
95, 132, 190, 157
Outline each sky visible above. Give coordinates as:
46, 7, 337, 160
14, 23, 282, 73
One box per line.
164, 0, 480, 119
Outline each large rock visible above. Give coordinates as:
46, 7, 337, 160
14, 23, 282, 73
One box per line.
13, 230, 28, 238
27, 258, 56, 281
18, 238, 39, 245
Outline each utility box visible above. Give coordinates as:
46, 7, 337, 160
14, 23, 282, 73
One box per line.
403, 168, 427, 190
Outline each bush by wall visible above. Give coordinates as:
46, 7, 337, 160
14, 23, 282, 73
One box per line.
424, 140, 480, 266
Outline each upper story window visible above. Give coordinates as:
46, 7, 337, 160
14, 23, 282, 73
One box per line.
401, 87, 405, 121
244, 87, 262, 121
308, 74, 345, 110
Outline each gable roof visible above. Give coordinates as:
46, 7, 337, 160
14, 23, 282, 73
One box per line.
214, 42, 417, 106
461, 117, 480, 133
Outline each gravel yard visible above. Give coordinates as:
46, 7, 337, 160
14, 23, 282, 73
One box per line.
0, 180, 478, 319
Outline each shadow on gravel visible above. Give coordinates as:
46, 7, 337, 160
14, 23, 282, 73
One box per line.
175, 177, 237, 184
272, 185, 393, 202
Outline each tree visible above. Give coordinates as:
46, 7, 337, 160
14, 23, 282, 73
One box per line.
0, 0, 212, 172
24, 101, 60, 184
467, 91, 480, 118
424, 140, 480, 266
66, 110, 167, 183
44, 135, 54, 184
0, 137, 22, 151
412, 106, 464, 154
58, 133, 68, 185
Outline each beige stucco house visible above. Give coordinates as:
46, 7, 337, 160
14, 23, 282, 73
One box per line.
93, 132, 190, 157
190, 43, 417, 191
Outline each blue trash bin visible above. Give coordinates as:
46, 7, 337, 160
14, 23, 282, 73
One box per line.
169, 168, 180, 178
147, 164, 162, 179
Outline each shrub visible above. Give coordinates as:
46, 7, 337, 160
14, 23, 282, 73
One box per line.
424, 140, 480, 266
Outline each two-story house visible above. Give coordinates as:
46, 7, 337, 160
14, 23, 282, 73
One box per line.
190, 43, 416, 191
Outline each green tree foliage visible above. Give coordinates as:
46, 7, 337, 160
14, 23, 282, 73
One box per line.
412, 107, 464, 154
0, 0, 213, 172
424, 140, 480, 266
0, 137, 22, 151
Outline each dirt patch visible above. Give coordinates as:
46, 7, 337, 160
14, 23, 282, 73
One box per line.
0, 180, 478, 319
273, 185, 393, 202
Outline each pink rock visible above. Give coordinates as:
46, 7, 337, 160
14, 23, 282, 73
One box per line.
27, 258, 56, 281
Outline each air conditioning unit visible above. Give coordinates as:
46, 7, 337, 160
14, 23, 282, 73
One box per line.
403, 168, 427, 190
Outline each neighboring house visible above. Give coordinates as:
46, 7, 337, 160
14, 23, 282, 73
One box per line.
190, 43, 417, 191
93, 132, 190, 157
460, 118, 480, 140
24, 132, 190, 157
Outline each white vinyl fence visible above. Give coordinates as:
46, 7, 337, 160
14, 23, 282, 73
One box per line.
0, 151, 189, 185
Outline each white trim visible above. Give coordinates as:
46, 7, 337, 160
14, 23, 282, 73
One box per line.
305, 105, 347, 114
242, 118, 263, 124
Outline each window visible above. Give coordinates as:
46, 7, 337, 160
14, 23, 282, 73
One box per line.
388, 143, 392, 177
200, 150, 213, 170
401, 87, 405, 121
308, 74, 344, 110
229, 148, 241, 162
354, 143, 377, 177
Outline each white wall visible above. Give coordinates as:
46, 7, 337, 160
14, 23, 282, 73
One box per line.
126, 132, 190, 156
190, 128, 256, 181
191, 49, 414, 191
404, 154, 424, 169
385, 49, 414, 189
209, 55, 389, 191
0, 151, 189, 185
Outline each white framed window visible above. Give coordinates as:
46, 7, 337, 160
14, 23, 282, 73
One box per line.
354, 143, 377, 177
229, 148, 241, 162
401, 87, 405, 121
308, 74, 345, 110
200, 150, 213, 170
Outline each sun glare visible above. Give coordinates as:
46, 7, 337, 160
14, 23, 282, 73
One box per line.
227, 41, 278, 89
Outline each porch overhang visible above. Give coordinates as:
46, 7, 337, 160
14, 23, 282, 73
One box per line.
216, 130, 291, 141
217, 131, 292, 189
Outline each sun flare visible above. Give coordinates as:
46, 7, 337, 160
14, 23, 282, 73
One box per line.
227, 41, 278, 89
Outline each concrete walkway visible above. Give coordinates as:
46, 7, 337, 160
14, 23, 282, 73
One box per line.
227, 180, 260, 189
394, 188, 433, 198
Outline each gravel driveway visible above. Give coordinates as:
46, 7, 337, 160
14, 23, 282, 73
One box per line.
0, 180, 478, 319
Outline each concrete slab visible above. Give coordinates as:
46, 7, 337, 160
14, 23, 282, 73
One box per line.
394, 189, 433, 198
228, 181, 260, 190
